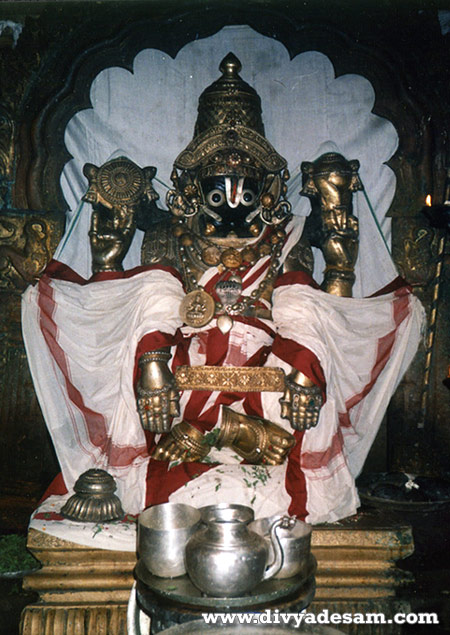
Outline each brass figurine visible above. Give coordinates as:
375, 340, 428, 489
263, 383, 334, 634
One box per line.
83, 55, 365, 457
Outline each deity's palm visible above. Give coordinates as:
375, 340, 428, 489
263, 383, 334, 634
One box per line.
89, 209, 135, 272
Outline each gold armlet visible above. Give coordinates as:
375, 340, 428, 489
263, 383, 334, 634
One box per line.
139, 349, 172, 365
286, 371, 323, 403
289, 370, 315, 387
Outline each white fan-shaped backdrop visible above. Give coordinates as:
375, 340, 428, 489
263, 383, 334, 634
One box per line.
58, 25, 398, 295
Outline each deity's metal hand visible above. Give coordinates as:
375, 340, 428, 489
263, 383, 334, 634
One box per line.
301, 153, 362, 297
89, 208, 136, 274
152, 421, 210, 462
217, 407, 296, 465
280, 371, 323, 431
136, 349, 180, 433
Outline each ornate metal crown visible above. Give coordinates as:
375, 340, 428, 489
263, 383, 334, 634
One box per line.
173, 53, 286, 179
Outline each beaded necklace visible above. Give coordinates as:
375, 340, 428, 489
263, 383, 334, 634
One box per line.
176, 220, 288, 331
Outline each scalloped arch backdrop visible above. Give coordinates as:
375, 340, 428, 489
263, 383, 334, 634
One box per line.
58, 25, 398, 295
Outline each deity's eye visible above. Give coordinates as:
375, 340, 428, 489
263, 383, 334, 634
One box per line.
241, 189, 256, 206
206, 189, 226, 207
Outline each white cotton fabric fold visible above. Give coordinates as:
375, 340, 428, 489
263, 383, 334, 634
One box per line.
22, 268, 184, 514
271, 284, 425, 523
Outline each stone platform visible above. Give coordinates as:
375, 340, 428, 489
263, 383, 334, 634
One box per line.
19, 510, 414, 634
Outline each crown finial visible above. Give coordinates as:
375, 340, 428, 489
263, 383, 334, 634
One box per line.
219, 52, 242, 78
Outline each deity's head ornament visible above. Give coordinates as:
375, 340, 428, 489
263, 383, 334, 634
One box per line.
174, 52, 287, 180
168, 53, 291, 231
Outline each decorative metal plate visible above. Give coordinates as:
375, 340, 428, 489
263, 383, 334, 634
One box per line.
97, 158, 145, 206
175, 366, 286, 392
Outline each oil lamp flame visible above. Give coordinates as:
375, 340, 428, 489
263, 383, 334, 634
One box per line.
425, 194, 432, 207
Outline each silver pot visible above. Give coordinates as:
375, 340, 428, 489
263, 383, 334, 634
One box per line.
249, 514, 312, 579
185, 503, 283, 597
138, 503, 201, 578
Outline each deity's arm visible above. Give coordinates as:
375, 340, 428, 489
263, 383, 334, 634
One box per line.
274, 240, 325, 431
136, 348, 180, 433
301, 152, 363, 297
82, 159, 161, 274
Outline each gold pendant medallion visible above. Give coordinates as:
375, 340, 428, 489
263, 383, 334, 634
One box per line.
180, 289, 216, 328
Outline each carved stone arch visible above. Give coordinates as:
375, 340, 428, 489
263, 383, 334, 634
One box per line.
13, 5, 440, 217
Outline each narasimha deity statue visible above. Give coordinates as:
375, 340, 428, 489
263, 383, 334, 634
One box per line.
22, 53, 424, 525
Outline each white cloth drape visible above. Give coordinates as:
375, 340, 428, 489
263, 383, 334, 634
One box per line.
22, 268, 185, 513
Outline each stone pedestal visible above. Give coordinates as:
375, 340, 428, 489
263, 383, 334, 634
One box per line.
309, 513, 414, 634
20, 512, 414, 634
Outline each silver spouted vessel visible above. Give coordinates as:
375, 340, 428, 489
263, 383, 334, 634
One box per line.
185, 503, 285, 597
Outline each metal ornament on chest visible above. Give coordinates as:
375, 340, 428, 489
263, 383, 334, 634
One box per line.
215, 274, 242, 333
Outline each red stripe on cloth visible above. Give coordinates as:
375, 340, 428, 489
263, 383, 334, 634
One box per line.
369, 277, 410, 297
241, 258, 271, 289
145, 460, 216, 507
38, 472, 68, 504
172, 336, 192, 370
203, 270, 229, 295
338, 289, 411, 425
301, 429, 344, 471
338, 411, 352, 428
285, 430, 308, 520
242, 391, 264, 418
241, 391, 308, 519
229, 315, 275, 338
136, 330, 183, 361
43, 259, 183, 286
91, 264, 183, 284
37, 276, 148, 467
205, 328, 231, 366
34, 511, 65, 521
180, 328, 232, 427
272, 336, 326, 398
274, 270, 320, 289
